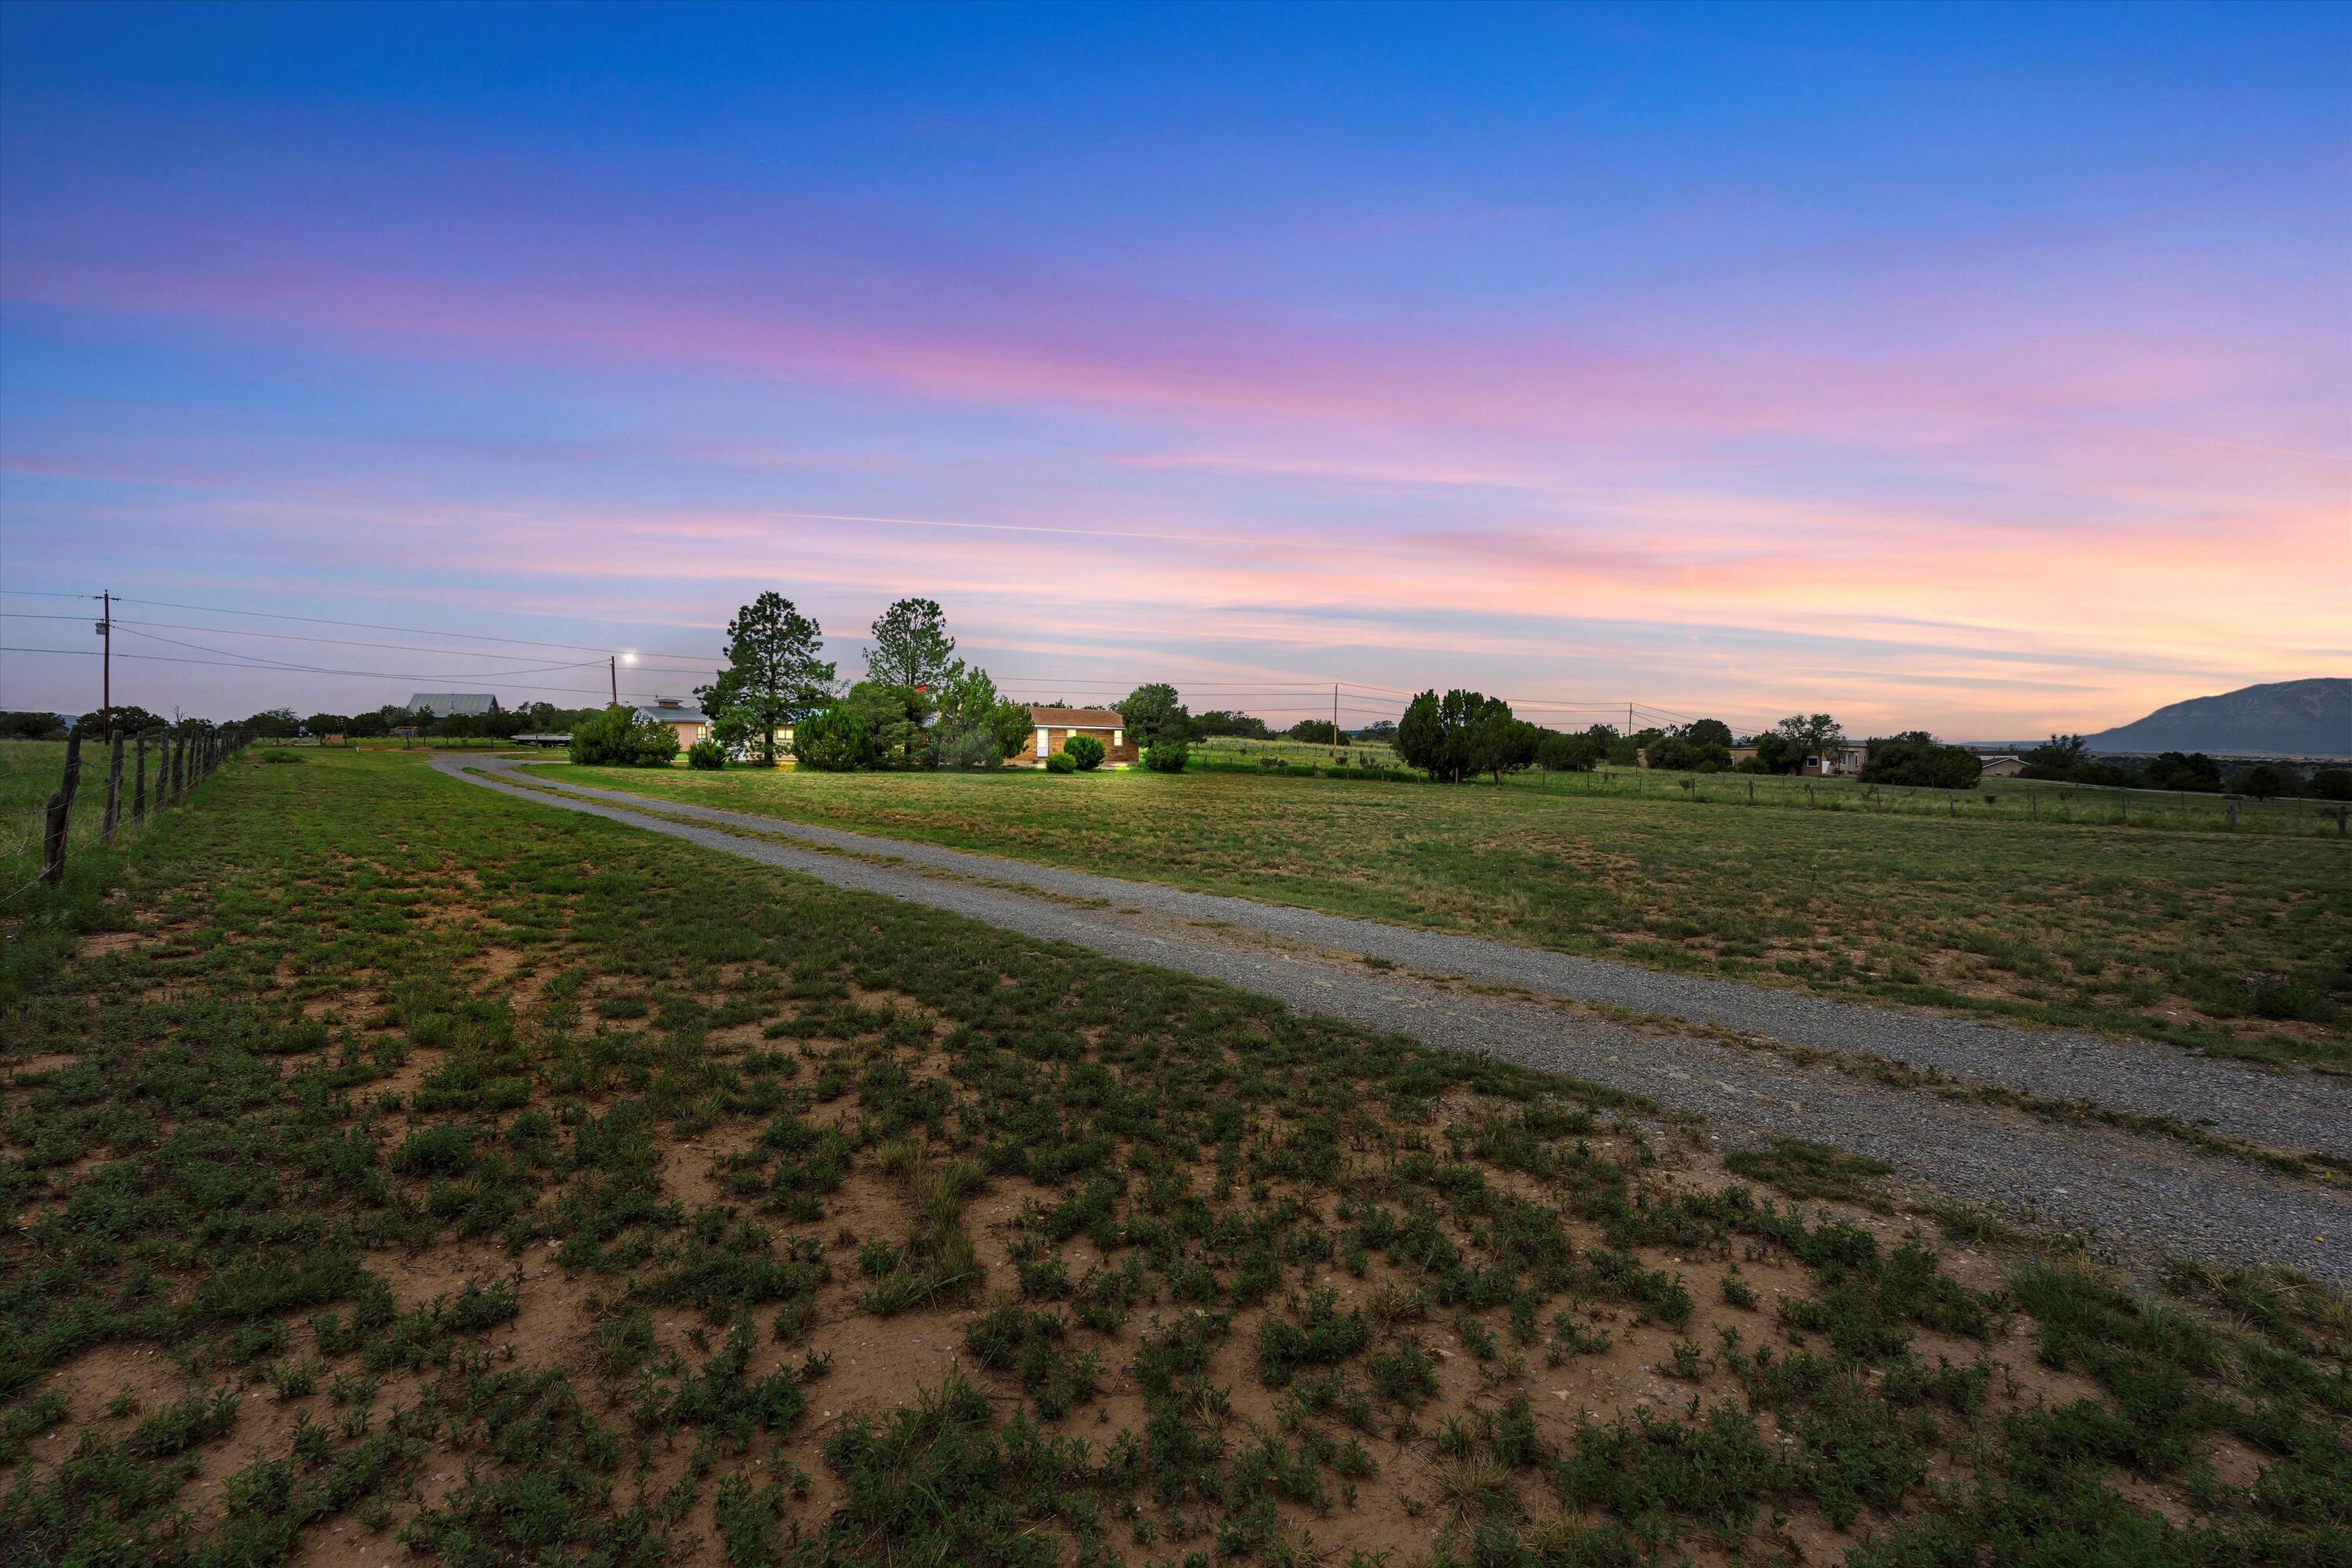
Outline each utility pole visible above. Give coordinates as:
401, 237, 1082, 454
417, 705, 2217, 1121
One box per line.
96, 590, 113, 745
609, 655, 619, 706
1331, 683, 1340, 765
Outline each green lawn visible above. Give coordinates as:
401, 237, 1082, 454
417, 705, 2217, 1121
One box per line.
2, 746, 2344, 1566
528, 760, 2352, 1070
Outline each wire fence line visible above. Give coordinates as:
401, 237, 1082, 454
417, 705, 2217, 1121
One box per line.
1182, 737, 2350, 840
0, 727, 253, 908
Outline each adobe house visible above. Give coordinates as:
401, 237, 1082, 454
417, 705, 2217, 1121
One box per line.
1014, 706, 1138, 768
1802, 744, 1869, 777
1979, 755, 2027, 778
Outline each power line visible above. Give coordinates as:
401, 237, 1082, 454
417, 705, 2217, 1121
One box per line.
0, 646, 633, 701
5, 590, 1785, 733
114, 624, 605, 681
0, 588, 724, 662
0, 610, 693, 667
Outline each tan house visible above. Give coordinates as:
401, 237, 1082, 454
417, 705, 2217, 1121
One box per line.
1979, 755, 2026, 778
1013, 706, 1139, 768
633, 696, 712, 750
1802, 744, 1869, 777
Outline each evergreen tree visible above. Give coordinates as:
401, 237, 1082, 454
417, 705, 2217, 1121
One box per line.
699, 593, 835, 764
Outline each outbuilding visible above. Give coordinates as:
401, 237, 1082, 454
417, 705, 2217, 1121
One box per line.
406, 692, 501, 717
633, 696, 712, 750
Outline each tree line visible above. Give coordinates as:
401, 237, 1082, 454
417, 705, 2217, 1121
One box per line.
2021, 736, 2349, 801
565, 593, 1077, 772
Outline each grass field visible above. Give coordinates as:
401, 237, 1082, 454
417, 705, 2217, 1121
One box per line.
0, 739, 137, 909
1, 746, 2345, 1566
526, 760, 2352, 1071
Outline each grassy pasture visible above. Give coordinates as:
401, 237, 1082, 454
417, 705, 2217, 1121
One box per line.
0, 746, 2345, 1565
0, 739, 145, 909
529, 760, 2352, 1070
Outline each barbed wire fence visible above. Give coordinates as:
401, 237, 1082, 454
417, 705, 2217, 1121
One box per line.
0, 726, 252, 907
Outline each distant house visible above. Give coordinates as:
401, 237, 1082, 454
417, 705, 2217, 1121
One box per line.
1979, 755, 2026, 778
406, 692, 501, 717
1727, 744, 1759, 767
633, 696, 711, 750
1013, 706, 1138, 768
1801, 745, 1869, 777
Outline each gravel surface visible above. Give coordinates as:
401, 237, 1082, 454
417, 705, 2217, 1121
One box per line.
443, 757, 2352, 1283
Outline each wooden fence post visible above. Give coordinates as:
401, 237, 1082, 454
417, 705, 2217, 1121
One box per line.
39, 735, 82, 885
169, 739, 183, 806
40, 790, 67, 884
103, 732, 124, 839
132, 735, 147, 821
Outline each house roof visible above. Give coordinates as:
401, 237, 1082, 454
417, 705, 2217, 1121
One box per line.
407, 692, 500, 716
1026, 706, 1124, 727
634, 704, 710, 725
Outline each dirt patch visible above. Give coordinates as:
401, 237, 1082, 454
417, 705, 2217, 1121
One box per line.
74, 931, 158, 960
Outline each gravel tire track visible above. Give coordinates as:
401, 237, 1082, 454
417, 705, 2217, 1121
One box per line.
440, 756, 2352, 1283
458, 757, 2352, 1158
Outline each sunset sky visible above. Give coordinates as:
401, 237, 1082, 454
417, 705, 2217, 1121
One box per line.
2, 2, 2346, 739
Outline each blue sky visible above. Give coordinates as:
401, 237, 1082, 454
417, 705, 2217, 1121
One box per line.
2, 2, 2344, 734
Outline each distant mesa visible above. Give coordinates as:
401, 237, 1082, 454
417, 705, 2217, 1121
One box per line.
2085, 678, 2350, 758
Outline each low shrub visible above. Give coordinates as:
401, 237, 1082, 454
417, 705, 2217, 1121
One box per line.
1144, 742, 1189, 773
1063, 735, 1105, 771
1259, 756, 1289, 772
1044, 752, 1078, 775
687, 739, 726, 771
792, 706, 873, 771
258, 749, 303, 765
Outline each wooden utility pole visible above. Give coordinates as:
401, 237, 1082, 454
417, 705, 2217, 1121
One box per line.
609, 655, 619, 706
1331, 684, 1340, 766
96, 590, 113, 745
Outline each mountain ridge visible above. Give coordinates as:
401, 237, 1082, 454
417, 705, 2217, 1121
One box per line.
2085, 677, 2350, 757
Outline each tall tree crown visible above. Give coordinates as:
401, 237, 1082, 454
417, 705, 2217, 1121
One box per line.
866, 598, 958, 690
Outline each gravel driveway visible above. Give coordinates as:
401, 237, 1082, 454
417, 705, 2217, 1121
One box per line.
441, 756, 2352, 1283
